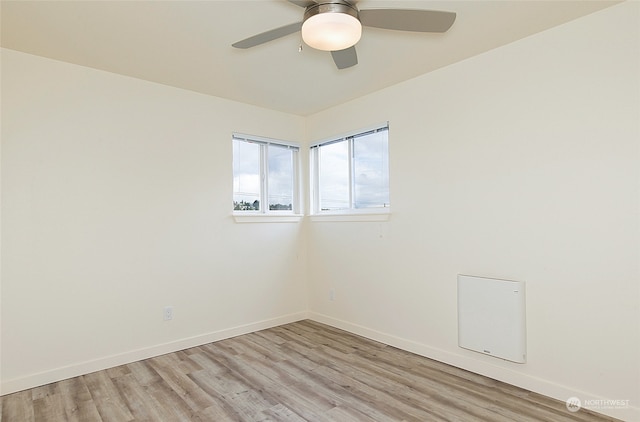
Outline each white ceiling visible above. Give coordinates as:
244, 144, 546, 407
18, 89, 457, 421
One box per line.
1, 0, 619, 116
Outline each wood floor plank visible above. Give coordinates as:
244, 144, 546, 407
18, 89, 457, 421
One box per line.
188, 352, 278, 422
145, 379, 197, 421
276, 357, 411, 422
56, 377, 102, 422
312, 359, 468, 422
1, 390, 34, 422
190, 404, 239, 422
30, 384, 57, 401
325, 405, 381, 422
261, 403, 307, 422
0, 320, 624, 422
187, 348, 229, 374
127, 360, 162, 387
351, 342, 576, 422
82, 370, 134, 422
33, 393, 66, 422
316, 344, 515, 421
147, 353, 214, 413
110, 372, 167, 422
200, 338, 336, 422
104, 365, 130, 379
187, 369, 255, 421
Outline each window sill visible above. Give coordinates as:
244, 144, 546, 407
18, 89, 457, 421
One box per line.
233, 214, 304, 223
309, 212, 391, 222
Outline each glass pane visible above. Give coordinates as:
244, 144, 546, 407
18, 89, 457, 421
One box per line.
267, 145, 293, 211
354, 130, 389, 208
232, 139, 261, 211
319, 140, 350, 210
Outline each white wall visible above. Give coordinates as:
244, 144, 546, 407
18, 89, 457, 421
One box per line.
0, 48, 308, 393
306, 3, 639, 421
1, 3, 638, 421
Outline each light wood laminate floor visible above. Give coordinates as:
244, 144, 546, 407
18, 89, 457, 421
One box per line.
0, 320, 621, 422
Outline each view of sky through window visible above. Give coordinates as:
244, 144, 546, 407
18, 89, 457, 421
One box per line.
354, 130, 389, 208
314, 126, 389, 212
319, 140, 350, 210
268, 144, 294, 210
233, 136, 298, 212
232, 139, 261, 210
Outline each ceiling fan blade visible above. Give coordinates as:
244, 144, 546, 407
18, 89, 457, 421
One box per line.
288, 0, 316, 7
359, 9, 456, 33
331, 46, 358, 70
232, 22, 303, 49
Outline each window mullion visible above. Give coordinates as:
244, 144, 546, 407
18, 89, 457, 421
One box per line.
312, 148, 319, 214
293, 150, 301, 215
349, 138, 355, 209
261, 144, 268, 214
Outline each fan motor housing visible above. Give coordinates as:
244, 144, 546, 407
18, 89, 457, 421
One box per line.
303, 1, 360, 23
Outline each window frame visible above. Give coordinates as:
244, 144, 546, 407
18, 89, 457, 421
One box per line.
310, 123, 390, 217
232, 133, 302, 218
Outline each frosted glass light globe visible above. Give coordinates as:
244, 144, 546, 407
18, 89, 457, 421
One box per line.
302, 12, 362, 51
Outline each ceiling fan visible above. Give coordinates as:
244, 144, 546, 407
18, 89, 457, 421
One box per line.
232, 0, 456, 70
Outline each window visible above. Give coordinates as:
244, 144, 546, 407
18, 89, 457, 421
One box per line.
233, 134, 300, 214
310, 124, 389, 214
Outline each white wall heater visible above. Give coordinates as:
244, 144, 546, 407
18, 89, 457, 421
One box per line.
457, 274, 527, 363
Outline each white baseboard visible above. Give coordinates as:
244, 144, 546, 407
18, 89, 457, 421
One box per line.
308, 312, 639, 422
1, 311, 308, 396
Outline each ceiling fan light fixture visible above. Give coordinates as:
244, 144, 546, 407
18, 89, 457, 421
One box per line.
301, 2, 361, 52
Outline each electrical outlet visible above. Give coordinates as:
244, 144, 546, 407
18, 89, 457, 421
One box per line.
329, 289, 335, 301
163, 306, 173, 321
